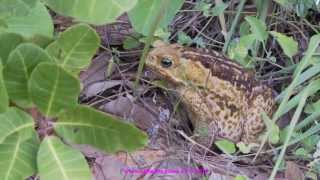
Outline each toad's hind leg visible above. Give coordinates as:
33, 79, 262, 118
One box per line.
242, 111, 265, 144
242, 87, 274, 144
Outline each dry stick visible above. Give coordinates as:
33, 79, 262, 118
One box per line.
222, 0, 246, 53
133, 0, 170, 93
215, 0, 227, 39
169, 12, 202, 41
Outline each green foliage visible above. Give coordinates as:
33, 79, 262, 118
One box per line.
228, 36, 255, 68
177, 31, 193, 45
0, 108, 35, 143
128, 0, 183, 36
237, 142, 259, 154
234, 175, 248, 180
269, 34, 320, 179
2, 0, 318, 178
245, 16, 268, 42
0, 33, 23, 64
44, 0, 138, 25
0, 61, 8, 113
275, 0, 320, 17
270, 31, 298, 58
46, 24, 100, 73
195, 0, 212, 17
215, 139, 236, 154
195, 0, 228, 17
0, 133, 39, 180
2, 2, 53, 39
0, 1, 151, 178
261, 112, 280, 144
55, 105, 148, 153
0, 0, 38, 18
29, 63, 81, 117
3, 43, 53, 106
211, 2, 228, 17
123, 34, 141, 50
37, 136, 91, 180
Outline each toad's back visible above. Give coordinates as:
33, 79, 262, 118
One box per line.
146, 43, 276, 145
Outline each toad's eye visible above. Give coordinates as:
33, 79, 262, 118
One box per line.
160, 57, 173, 68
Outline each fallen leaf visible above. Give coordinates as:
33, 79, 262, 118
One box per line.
81, 80, 122, 98
79, 51, 113, 88
102, 96, 157, 131
285, 161, 305, 180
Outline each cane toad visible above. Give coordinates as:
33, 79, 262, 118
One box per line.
146, 42, 276, 146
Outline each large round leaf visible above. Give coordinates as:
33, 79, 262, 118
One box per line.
3, 1, 53, 39
128, 0, 184, 36
0, 107, 35, 143
29, 63, 80, 117
37, 136, 91, 180
46, 24, 100, 73
0, 33, 23, 64
0, 0, 38, 18
55, 105, 148, 153
0, 133, 39, 180
43, 0, 137, 25
3, 43, 53, 106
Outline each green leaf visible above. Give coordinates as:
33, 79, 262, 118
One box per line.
236, 142, 259, 154
0, 133, 39, 180
215, 139, 236, 154
261, 112, 280, 144
55, 105, 148, 153
270, 31, 298, 58
128, 0, 184, 36
37, 136, 92, 180
177, 31, 193, 45
228, 39, 255, 68
0, 107, 35, 143
0, 61, 8, 113
239, 34, 256, 48
3, 43, 53, 107
0, 33, 24, 64
239, 21, 251, 36
2, 2, 53, 39
302, 134, 320, 151
211, 2, 228, 16
234, 175, 248, 180
294, 147, 310, 158
245, 16, 268, 42
0, 0, 38, 18
123, 36, 141, 50
305, 99, 320, 114
195, 1, 211, 17
29, 63, 80, 117
46, 24, 100, 72
43, 0, 137, 25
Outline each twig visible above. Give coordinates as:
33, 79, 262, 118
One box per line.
222, 0, 246, 53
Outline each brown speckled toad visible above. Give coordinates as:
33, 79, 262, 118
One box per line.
146, 42, 276, 147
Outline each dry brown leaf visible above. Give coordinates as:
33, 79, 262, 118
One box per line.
285, 161, 305, 180
102, 96, 157, 131
79, 51, 113, 88
81, 80, 122, 98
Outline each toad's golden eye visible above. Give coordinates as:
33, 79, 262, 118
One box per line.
160, 57, 173, 68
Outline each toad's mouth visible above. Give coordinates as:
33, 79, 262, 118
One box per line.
145, 66, 187, 87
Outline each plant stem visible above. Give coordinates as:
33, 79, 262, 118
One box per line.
269, 84, 309, 180
222, 0, 246, 53
133, 0, 170, 93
